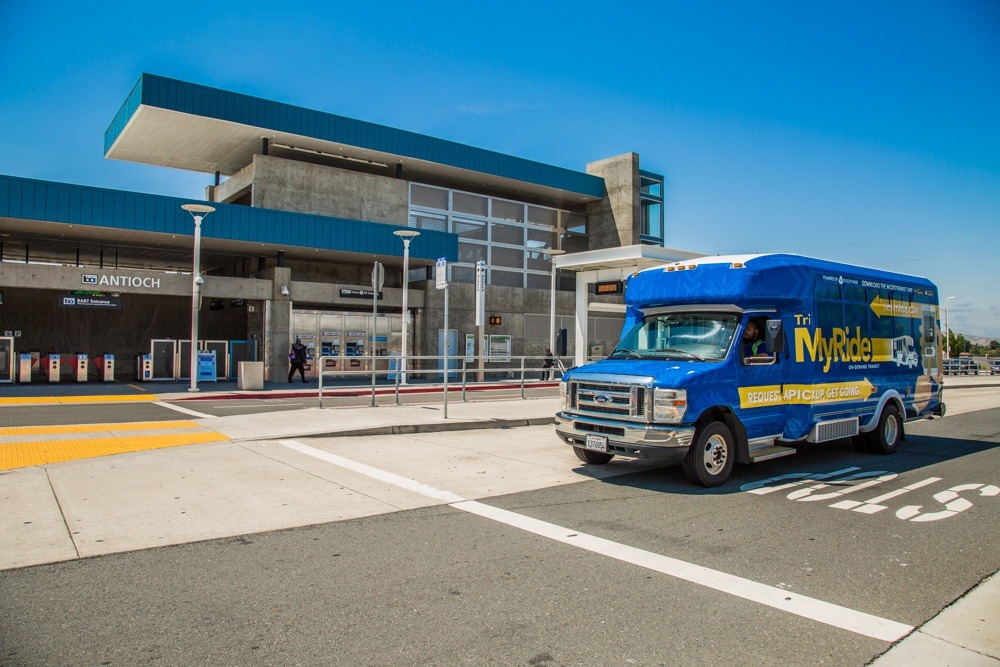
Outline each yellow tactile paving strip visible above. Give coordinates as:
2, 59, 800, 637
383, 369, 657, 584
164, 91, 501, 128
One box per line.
0, 420, 230, 470
0, 394, 158, 405
0, 420, 196, 437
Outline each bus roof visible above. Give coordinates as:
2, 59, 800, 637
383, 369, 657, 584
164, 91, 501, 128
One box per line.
627, 253, 937, 309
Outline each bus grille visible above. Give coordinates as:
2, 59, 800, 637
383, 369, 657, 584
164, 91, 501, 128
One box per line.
570, 380, 647, 422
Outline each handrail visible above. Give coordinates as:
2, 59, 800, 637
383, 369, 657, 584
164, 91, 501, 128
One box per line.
316, 354, 568, 409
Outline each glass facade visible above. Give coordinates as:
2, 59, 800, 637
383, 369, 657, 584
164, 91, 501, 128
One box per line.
408, 184, 587, 288
639, 170, 665, 246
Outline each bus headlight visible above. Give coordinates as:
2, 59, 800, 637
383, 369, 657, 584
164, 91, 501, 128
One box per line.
653, 388, 687, 423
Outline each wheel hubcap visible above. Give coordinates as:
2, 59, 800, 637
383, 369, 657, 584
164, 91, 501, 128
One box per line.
884, 415, 899, 445
703, 435, 728, 474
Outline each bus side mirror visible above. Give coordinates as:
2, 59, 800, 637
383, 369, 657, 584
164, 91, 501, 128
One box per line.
766, 319, 784, 354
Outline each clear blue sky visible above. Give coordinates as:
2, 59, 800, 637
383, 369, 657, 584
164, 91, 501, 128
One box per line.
2, 0, 998, 339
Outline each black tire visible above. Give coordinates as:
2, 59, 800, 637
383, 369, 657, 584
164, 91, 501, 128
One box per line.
682, 422, 735, 486
573, 446, 614, 465
867, 404, 903, 455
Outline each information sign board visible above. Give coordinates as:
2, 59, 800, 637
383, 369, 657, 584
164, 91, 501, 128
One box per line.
435, 258, 448, 290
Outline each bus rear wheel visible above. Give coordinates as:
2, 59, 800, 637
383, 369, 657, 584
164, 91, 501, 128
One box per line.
866, 404, 902, 455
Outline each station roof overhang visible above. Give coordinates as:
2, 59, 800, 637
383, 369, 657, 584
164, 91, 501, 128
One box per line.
553, 245, 705, 366
104, 74, 606, 209
553, 244, 704, 280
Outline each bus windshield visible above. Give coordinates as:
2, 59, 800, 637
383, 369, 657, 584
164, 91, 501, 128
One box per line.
610, 312, 740, 361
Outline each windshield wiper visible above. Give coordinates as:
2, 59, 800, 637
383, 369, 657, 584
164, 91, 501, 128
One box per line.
609, 349, 643, 359
659, 348, 706, 361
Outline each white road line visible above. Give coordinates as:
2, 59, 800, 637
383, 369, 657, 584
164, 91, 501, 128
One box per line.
278, 439, 465, 503
152, 401, 215, 419
278, 439, 915, 642
454, 500, 912, 642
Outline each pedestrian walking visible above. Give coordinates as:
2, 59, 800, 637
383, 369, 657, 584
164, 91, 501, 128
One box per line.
288, 337, 308, 382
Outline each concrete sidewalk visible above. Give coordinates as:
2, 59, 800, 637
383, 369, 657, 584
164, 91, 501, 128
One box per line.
1, 385, 997, 665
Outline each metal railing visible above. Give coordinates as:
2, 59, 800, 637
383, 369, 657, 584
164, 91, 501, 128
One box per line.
316, 354, 569, 415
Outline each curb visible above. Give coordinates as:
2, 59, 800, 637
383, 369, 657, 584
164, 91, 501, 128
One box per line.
238, 416, 557, 442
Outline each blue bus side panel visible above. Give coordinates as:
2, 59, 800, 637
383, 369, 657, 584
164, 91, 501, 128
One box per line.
626, 255, 943, 440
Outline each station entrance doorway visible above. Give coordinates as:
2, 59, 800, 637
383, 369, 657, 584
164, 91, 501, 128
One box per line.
291, 309, 405, 379
0, 336, 14, 383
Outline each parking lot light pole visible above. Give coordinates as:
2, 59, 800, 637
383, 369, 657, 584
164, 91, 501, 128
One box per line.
393, 229, 420, 384
182, 204, 216, 392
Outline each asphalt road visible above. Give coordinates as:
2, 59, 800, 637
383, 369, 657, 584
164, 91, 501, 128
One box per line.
1, 405, 997, 666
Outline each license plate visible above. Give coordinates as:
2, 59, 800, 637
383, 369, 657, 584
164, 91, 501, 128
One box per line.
585, 434, 608, 452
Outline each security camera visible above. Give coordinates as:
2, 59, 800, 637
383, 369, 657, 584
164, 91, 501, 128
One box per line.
194, 275, 205, 285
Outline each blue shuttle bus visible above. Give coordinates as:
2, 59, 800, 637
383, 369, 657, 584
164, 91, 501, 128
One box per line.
555, 254, 944, 486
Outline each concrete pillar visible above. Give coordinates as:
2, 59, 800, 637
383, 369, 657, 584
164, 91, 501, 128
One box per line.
586, 153, 641, 250
575, 271, 589, 368
265, 266, 292, 382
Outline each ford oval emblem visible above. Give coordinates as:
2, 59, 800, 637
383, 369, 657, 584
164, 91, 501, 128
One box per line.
594, 394, 612, 404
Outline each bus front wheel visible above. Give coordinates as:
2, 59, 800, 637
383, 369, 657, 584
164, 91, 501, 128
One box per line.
683, 422, 735, 486
573, 447, 614, 465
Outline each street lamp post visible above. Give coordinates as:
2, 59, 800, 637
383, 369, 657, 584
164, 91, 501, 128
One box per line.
393, 229, 420, 384
182, 204, 215, 392
541, 248, 565, 357
945, 296, 957, 359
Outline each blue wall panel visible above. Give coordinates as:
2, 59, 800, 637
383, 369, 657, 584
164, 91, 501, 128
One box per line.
0, 174, 457, 262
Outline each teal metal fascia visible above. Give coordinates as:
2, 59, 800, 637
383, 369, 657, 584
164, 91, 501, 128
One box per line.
0, 174, 456, 262
104, 73, 606, 199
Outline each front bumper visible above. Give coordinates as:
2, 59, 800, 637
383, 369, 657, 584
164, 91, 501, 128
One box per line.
555, 411, 695, 460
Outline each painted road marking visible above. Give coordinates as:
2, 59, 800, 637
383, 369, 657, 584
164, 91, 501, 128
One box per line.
743, 469, 998, 522
153, 401, 214, 419
278, 439, 914, 642
831, 477, 943, 514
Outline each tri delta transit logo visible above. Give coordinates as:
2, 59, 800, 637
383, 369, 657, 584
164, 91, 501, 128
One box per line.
82, 273, 162, 289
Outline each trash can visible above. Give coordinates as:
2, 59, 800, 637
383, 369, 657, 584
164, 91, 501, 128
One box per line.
237, 361, 264, 390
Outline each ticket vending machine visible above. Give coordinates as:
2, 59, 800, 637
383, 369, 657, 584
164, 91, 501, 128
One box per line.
74, 354, 89, 382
